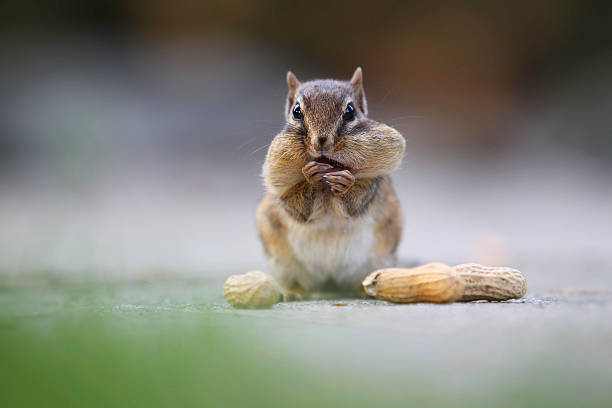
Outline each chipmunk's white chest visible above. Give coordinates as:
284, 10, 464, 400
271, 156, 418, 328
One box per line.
286, 213, 375, 289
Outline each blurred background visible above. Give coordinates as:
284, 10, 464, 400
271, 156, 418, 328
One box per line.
0, 0, 611, 280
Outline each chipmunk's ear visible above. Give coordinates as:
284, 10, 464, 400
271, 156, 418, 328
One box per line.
287, 71, 300, 93
286, 71, 301, 115
350, 67, 368, 116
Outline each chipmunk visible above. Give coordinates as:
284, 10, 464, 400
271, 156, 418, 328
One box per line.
256, 68, 405, 298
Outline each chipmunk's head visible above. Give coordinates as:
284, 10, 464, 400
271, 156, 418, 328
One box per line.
283, 68, 369, 166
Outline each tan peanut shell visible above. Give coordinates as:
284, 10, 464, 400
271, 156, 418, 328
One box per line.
362, 262, 466, 303
223, 270, 281, 309
453, 263, 526, 301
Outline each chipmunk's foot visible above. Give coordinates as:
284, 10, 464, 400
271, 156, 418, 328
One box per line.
324, 170, 355, 195
281, 287, 308, 302
302, 161, 332, 184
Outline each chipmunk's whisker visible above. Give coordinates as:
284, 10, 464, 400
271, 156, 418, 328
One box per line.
250, 143, 271, 155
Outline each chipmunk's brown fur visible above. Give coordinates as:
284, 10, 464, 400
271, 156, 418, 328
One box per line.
257, 68, 405, 298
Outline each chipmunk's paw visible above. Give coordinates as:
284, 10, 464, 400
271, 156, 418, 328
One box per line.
324, 170, 355, 196
302, 161, 332, 184
281, 287, 308, 302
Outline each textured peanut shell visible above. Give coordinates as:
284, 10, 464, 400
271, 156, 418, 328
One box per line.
362, 262, 465, 303
223, 270, 281, 309
453, 263, 526, 301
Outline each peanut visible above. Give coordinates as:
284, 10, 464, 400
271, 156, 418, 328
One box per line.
362, 262, 527, 304
361, 262, 465, 303
223, 270, 281, 309
453, 263, 526, 301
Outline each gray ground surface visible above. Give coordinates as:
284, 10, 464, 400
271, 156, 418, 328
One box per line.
7, 270, 612, 407
222, 259, 612, 399
3, 270, 611, 406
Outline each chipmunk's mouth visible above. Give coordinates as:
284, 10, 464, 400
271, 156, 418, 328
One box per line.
314, 156, 347, 173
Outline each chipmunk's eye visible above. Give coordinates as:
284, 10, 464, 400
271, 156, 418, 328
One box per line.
292, 103, 303, 120
343, 102, 355, 121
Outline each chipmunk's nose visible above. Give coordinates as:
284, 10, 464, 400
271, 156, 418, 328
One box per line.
314, 135, 332, 152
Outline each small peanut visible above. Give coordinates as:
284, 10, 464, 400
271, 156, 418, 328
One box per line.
362, 262, 465, 303
453, 263, 526, 301
223, 270, 282, 309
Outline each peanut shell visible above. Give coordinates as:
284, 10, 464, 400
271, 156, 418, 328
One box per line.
223, 270, 281, 309
453, 263, 526, 301
362, 262, 465, 303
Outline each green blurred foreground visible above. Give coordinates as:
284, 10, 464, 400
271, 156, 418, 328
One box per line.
1, 278, 610, 408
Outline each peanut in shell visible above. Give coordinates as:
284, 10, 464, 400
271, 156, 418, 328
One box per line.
362, 262, 465, 303
223, 270, 281, 309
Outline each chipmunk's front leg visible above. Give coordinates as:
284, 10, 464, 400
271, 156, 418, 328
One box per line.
302, 161, 332, 184
324, 170, 355, 196
276, 162, 333, 222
